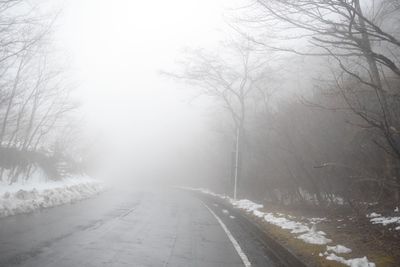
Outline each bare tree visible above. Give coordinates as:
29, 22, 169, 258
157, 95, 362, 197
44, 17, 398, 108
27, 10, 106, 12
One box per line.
166, 40, 272, 198
237, 0, 400, 201
0, 1, 79, 184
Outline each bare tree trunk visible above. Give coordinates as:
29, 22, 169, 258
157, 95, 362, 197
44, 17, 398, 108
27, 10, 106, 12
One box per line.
0, 57, 24, 144
0, 57, 24, 182
355, 0, 390, 122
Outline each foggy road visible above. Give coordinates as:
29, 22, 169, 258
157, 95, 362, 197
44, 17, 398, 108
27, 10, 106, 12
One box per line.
0, 188, 277, 267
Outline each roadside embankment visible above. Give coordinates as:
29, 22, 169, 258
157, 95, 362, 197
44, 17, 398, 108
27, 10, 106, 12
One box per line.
0, 175, 104, 218
183, 187, 398, 267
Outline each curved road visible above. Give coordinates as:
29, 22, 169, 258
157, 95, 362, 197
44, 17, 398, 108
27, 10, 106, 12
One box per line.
0, 188, 277, 267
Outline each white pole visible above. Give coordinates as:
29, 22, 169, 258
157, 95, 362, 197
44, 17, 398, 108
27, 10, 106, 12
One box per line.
233, 126, 240, 200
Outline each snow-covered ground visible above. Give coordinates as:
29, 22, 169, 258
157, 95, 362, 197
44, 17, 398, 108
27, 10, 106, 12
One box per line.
0, 174, 104, 218
182, 187, 376, 267
230, 198, 332, 245
367, 211, 400, 230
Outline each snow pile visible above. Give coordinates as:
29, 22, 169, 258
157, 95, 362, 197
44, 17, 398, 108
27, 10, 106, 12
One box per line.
263, 212, 310, 234
327, 245, 352, 254
230, 199, 263, 212
0, 175, 104, 217
319, 245, 375, 266
367, 212, 400, 230
253, 209, 266, 218
325, 253, 375, 267
366, 212, 381, 218
370, 216, 400, 226
229, 198, 331, 244
297, 226, 332, 245
319, 245, 374, 267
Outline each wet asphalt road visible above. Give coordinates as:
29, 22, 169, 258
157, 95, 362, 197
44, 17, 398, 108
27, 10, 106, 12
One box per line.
0, 187, 277, 267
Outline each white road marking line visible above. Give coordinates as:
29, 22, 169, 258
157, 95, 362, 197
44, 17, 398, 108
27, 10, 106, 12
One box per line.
204, 204, 252, 267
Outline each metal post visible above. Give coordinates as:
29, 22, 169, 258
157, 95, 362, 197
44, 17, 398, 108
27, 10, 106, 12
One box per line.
233, 126, 240, 200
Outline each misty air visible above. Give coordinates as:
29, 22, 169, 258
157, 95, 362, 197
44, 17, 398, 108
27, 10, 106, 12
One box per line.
0, 0, 399, 266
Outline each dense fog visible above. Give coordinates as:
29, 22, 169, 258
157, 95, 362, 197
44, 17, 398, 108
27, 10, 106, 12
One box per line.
1, 0, 400, 209
1, 1, 400, 266
52, 0, 235, 187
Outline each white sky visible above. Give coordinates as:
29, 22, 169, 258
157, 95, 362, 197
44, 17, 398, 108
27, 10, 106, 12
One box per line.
56, 0, 236, 135
54, 0, 238, 179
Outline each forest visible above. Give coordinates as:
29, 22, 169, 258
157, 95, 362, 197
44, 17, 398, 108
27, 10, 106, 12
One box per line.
170, 0, 400, 215
0, 1, 83, 185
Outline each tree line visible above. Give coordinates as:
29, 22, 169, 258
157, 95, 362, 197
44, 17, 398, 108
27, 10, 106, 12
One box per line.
0, 1, 80, 184
171, 0, 400, 213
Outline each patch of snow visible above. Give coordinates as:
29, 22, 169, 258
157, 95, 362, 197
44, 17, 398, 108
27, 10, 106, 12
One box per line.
366, 212, 381, 218
366, 211, 400, 230
369, 215, 400, 226
181, 187, 333, 245
230, 215, 235, 219
263, 213, 310, 234
253, 210, 265, 218
308, 217, 327, 224
0, 175, 104, 218
183, 187, 376, 267
326, 253, 375, 267
222, 209, 229, 215
229, 199, 263, 212
297, 226, 332, 245
327, 245, 352, 254
395, 207, 399, 212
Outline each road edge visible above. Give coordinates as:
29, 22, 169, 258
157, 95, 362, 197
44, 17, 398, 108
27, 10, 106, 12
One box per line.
194, 192, 309, 267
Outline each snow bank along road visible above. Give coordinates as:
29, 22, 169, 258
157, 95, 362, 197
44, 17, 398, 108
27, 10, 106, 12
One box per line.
0, 188, 278, 267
